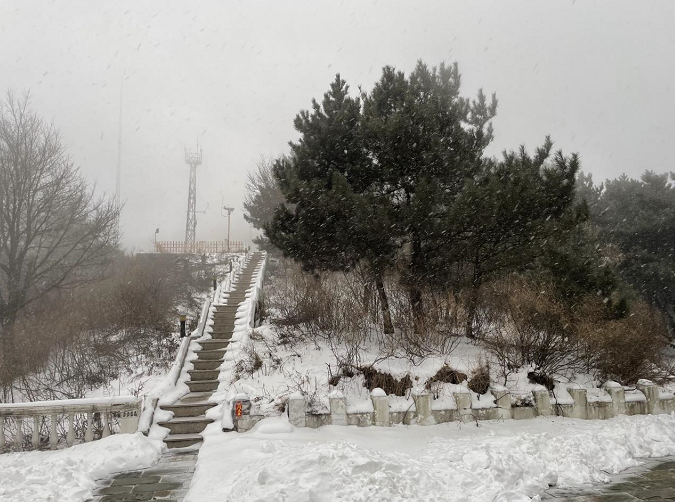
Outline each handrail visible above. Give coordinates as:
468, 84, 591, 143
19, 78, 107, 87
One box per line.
138, 292, 215, 434
0, 396, 141, 450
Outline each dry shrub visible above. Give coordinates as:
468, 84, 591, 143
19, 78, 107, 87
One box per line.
267, 261, 371, 348
482, 277, 583, 384
577, 299, 671, 384
426, 366, 467, 388
386, 283, 462, 361
4, 253, 217, 401
359, 367, 412, 396
468, 363, 491, 395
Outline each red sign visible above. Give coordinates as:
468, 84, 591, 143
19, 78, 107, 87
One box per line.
235, 401, 243, 418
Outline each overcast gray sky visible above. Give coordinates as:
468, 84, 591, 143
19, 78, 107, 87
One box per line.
1, 0, 673, 251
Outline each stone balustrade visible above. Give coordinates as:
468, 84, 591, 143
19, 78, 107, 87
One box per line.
0, 396, 141, 451
229, 379, 675, 432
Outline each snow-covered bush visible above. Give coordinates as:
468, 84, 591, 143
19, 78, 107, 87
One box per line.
481, 277, 583, 385
576, 299, 671, 384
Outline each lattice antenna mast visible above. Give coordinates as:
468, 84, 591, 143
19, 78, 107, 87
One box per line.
115, 79, 123, 208
184, 143, 203, 249
115, 77, 123, 244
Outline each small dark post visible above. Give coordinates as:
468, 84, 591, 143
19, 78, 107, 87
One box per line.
180, 314, 187, 338
212, 276, 217, 291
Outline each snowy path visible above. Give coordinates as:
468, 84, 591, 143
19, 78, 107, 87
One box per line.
186, 413, 675, 502
545, 457, 675, 500
93, 447, 197, 501
0, 433, 162, 502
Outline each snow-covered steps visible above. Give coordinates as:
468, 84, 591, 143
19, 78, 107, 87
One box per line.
161, 400, 217, 418
191, 360, 222, 371
186, 380, 219, 392
163, 433, 205, 449
195, 339, 231, 350
187, 369, 220, 381
195, 349, 227, 360
158, 251, 266, 449
157, 415, 214, 435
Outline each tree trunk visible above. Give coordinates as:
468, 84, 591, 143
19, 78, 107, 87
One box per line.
363, 282, 372, 313
375, 278, 394, 334
409, 287, 424, 334
409, 230, 424, 334
465, 261, 482, 339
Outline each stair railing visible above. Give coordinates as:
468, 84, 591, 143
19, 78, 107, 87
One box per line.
0, 396, 140, 451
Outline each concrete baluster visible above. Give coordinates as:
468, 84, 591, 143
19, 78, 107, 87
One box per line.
604, 382, 626, 416
102, 412, 110, 438
66, 413, 75, 446
329, 391, 347, 426
288, 392, 306, 428
0, 416, 5, 448
412, 388, 435, 425
32, 416, 40, 448
371, 388, 390, 427
84, 412, 94, 442
637, 380, 660, 415
16, 417, 23, 450
490, 387, 512, 420
568, 387, 589, 419
50, 414, 58, 449
533, 389, 553, 417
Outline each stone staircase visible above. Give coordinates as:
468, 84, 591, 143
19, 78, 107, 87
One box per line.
157, 252, 264, 449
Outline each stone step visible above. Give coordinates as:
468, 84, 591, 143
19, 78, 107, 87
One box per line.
165, 433, 203, 449
191, 359, 222, 371
211, 328, 234, 338
187, 369, 220, 380
186, 380, 219, 392
209, 332, 233, 341
160, 401, 217, 418
196, 349, 227, 360
210, 325, 235, 332
195, 339, 229, 350
157, 416, 214, 435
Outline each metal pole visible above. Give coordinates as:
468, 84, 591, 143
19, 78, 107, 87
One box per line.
227, 211, 231, 253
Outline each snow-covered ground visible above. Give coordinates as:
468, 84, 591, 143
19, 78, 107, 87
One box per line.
0, 433, 163, 502
187, 413, 675, 502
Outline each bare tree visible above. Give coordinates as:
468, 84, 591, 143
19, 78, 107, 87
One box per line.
0, 91, 119, 387
243, 156, 285, 249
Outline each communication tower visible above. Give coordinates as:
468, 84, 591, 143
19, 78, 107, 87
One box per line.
184, 145, 203, 250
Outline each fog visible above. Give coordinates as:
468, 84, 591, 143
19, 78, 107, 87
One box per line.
1, 0, 673, 251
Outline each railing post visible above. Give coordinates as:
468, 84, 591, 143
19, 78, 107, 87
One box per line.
371, 388, 390, 427
32, 416, 40, 448
102, 412, 111, 438
50, 414, 58, 449
16, 417, 23, 450
0, 416, 5, 448
85, 412, 94, 442
66, 413, 75, 446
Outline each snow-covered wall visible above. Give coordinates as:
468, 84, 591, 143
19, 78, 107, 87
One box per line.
232, 379, 675, 431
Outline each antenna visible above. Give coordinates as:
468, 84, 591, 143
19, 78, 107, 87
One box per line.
115, 76, 123, 209
184, 143, 203, 252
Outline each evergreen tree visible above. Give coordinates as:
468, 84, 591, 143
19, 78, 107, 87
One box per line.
438, 138, 585, 337
586, 171, 675, 334
361, 61, 497, 331
265, 75, 397, 332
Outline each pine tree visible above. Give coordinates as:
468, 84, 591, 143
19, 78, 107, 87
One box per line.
265, 75, 397, 332
586, 171, 675, 334
361, 61, 497, 331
